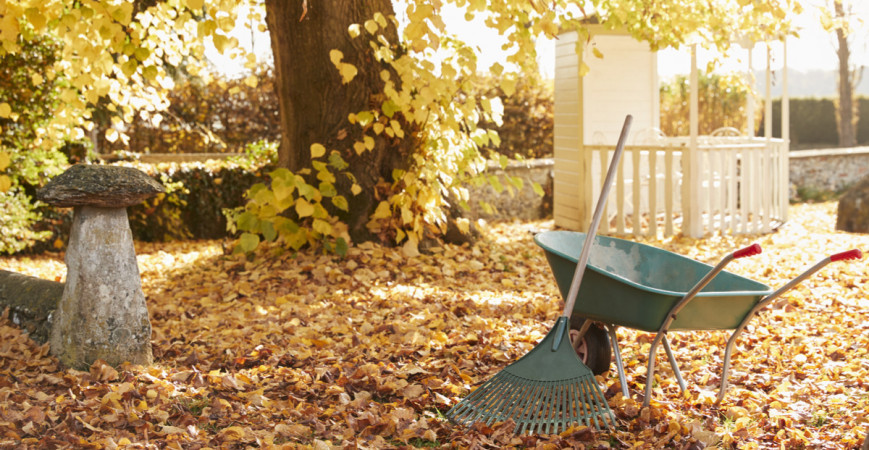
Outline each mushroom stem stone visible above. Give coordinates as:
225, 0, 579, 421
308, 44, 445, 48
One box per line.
37, 164, 164, 369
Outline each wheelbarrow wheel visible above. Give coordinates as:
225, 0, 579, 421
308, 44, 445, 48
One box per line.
568, 319, 611, 375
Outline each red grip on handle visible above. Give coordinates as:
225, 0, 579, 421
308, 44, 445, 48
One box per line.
831, 249, 863, 262
733, 243, 762, 259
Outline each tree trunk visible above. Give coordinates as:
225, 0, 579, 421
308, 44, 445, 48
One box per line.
834, 0, 858, 148
264, 0, 417, 242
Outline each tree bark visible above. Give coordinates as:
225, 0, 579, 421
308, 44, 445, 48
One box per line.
264, 0, 418, 242
834, 0, 858, 148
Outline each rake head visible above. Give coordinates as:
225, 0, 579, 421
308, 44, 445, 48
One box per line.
446, 317, 615, 435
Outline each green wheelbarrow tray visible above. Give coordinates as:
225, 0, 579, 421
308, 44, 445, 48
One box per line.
534, 230, 863, 406
534, 231, 771, 332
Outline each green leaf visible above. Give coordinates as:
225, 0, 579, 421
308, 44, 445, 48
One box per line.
331, 195, 349, 211
236, 211, 259, 231
356, 111, 375, 126
260, 220, 277, 242
328, 151, 349, 170
382, 100, 400, 118
488, 175, 504, 193
334, 237, 349, 256
532, 182, 544, 196
507, 175, 523, 190
238, 232, 260, 253
312, 219, 332, 235
319, 182, 337, 197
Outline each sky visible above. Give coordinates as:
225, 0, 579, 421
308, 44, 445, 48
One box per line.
207, 1, 868, 82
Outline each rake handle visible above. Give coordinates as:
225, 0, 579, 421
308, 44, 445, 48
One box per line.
562, 115, 633, 318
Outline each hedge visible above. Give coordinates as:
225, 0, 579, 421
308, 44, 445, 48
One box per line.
26, 154, 273, 254
762, 97, 869, 148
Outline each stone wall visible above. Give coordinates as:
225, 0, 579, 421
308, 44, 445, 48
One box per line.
106, 148, 869, 222
464, 158, 554, 221
789, 146, 869, 194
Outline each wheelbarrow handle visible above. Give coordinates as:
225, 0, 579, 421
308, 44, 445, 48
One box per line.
733, 243, 762, 259
716, 248, 864, 405
831, 249, 863, 261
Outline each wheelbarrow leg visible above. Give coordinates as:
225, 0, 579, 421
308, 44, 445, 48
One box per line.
643, 243, 763, 407
605, 324, 630, 398
661, 336, 687, 393
715, 249, 863, 405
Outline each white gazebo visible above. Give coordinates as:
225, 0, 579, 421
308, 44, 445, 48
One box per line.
553, 26, 790, 238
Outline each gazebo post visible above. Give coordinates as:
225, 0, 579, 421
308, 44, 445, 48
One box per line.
746, 45, 755, 137
781, 40, 790, 222
684, 43, 703, 238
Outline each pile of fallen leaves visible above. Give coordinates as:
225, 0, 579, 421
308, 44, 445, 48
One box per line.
1, 201, 867, 449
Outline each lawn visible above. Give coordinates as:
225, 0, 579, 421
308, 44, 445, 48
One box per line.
0, 201, 867, 448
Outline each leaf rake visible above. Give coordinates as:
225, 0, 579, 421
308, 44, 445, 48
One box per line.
446, 115, 633, 434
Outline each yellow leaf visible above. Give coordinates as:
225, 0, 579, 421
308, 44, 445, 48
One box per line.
402, 239, 420, 258
372, 201, 391, 219
0, 103, 11, 118
339, 63, 358, 84
348, 24, 361, 38
0, 151, 9, 171
244, 75, 258, 88
329, 49, 343, 66
0, 175, 10, 193
312, 219, 332, 234
187, 0, 204, 10
31, 73, 43, 85
351, 184, 362, 195
363, 136, 375, 150
310, 143, 326, 158
455, 218, 470, 234
373, 123, 384, 135
578, 61, 590, 77
295, 198, 315, 218
353, 141, 366, 155
374, 12, 388, 28
105, 128, 119, 143
592, 47, 604, 59
24, 8, 46, 32
364, 19, 378, 34
390, 120, 404, 138
213, 34, 230, 53
501, 75, 517, 97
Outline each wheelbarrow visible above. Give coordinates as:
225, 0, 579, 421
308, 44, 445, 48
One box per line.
534, 230, 862, 406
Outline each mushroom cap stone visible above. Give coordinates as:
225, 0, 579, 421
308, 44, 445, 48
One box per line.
37, 164, 165, 208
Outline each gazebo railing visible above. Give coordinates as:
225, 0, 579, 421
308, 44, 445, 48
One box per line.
580, 138, 788, 238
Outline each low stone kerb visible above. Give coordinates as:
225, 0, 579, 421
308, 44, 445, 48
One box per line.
37, 164, 164, 208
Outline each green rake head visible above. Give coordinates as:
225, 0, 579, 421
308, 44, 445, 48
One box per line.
446, 317, 616, 435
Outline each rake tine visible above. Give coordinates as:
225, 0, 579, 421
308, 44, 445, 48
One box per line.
566, 381, 579, 429
558, 382, 570, 433
551, 383, 563, 434
552, 382, 563, 434
538, 382, 555, 435
521, 383, 545, 429
468, 376, 510, 423
515, 382, 543, 434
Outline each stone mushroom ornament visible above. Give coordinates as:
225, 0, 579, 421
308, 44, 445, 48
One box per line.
37, 164, 164, 370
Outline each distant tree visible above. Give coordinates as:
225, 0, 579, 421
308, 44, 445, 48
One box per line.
823, 0, 865, 147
